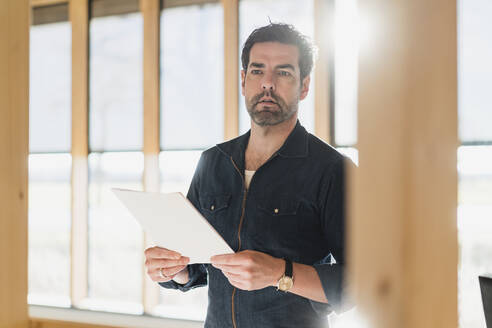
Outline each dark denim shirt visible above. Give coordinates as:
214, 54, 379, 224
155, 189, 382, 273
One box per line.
160, 121, 348, 328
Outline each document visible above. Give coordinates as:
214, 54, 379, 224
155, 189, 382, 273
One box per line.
112, 188, 234, 263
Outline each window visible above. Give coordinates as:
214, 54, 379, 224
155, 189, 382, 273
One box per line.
457, 146, 492, 328
238, 0, 315, 134
84, 4, 144, 313
458, 0, 492, 328
157, 2, 224, 320
86, 152, 144, 313
157, 150, 206, 321
28, 0, 351, 325
160, 3, 224, 150
89, 12, 143, 152
30, 19, 71, 153
28, 154, 72, 307
329, 1, 359, 325
333, 0, 358, 148
458, 1, 492, 327
458, 0, 492, 144
159, 151, 202, 194
28, 5, 71, 308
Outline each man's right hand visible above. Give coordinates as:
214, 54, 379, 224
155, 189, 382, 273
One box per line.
144, 247, 190, 284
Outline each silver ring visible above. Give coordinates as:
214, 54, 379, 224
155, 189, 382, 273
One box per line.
158, 268, 166, 279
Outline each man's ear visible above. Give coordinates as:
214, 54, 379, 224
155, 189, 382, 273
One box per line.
241, 70, 246, 96
299, 75, 310, 100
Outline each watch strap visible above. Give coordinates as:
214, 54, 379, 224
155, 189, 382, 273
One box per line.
284, 258, 293, 278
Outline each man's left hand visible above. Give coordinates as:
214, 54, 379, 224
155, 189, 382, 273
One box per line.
210, 250, 285, 291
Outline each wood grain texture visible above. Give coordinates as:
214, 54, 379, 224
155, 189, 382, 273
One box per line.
222, 0, 239, 141
0, 0, 30, 327
349, 0, 458, 327
69, 0, 89, 306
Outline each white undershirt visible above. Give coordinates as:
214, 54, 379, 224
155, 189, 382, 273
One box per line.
245, 170, 256, 189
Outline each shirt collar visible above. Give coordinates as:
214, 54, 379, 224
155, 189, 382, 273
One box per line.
276, 120, 309, 159
216, 120, 309, 169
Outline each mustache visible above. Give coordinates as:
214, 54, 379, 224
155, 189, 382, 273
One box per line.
252, 91, 281, 106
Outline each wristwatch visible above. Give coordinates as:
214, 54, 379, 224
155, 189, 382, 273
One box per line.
276, 259, 294, 292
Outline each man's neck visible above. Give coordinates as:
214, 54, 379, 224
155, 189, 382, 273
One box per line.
245, 115, 297, 171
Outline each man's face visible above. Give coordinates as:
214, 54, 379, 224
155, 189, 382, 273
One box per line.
241, 42, 310, 127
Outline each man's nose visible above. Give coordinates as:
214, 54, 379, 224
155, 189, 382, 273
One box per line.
261, 73, 275, 92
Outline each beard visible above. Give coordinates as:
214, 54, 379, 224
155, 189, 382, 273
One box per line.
245, 90, 299, 127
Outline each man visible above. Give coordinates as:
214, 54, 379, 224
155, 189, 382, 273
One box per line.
144, 23, 348, 327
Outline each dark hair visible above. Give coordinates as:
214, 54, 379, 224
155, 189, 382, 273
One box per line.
241, 23, 316, 82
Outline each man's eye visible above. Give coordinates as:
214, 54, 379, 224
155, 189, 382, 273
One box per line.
278, 71, 291, 77
251, 69, 262, 75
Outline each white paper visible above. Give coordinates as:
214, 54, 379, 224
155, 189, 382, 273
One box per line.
112, 188, 234, 263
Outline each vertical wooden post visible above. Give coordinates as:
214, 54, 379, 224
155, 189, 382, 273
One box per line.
141, 0, 161, 314
70, 0, 89, 307
349, 1, 458, 327
313, 0, 333, 144
222, 0, 239, 140
0, 0, 30, 327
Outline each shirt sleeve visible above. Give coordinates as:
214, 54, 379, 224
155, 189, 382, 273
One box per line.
159, 263, 208, 292
310, 156, 353, 315
158, 153, 209, 292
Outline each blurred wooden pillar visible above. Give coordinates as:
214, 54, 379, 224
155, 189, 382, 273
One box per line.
0, 0, 30, 327
349, 0, 458, 327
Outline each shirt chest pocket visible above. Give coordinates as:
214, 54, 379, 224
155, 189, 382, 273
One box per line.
199, 194, 231, 233
253, 196, 303, 252
256, 196, 302, 235
257, 196, 300, 217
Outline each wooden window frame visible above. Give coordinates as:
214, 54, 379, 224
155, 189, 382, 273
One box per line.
27, 0, 334, 326
11, 0, 460, 328
1, 0, 30, 326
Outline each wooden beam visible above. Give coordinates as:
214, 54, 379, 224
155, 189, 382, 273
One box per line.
142, 0, 160, 155
29, 312, 203, 328
141, 0, 161, 313
31, 2, 69, 25
222, 0, 239, 141
31, 0, 68, 8
29, 305, 205, 328
313, 0, 334, 144
70, 0, 89, 307
162, 0, 218, 9
0, 0, 29, 327
30, 319, 118, 328
349, 1, 458, 327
